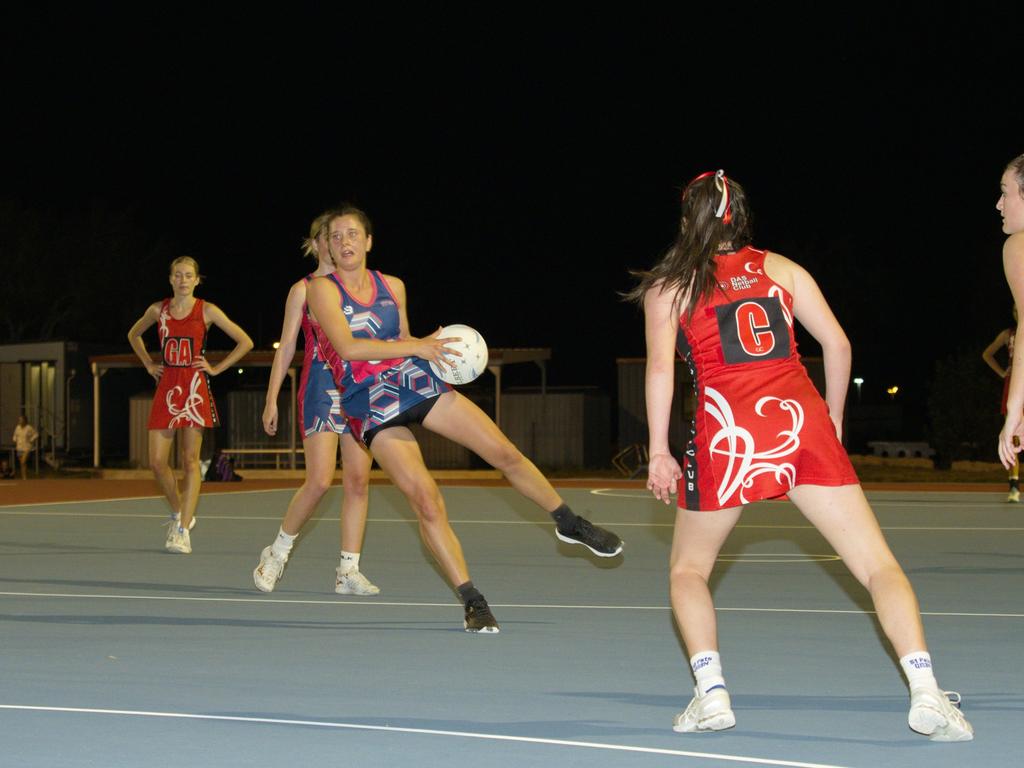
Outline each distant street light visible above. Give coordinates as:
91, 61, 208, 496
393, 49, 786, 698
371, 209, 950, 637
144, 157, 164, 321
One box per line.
853, 377, 864, 403
887, 385, 899, 399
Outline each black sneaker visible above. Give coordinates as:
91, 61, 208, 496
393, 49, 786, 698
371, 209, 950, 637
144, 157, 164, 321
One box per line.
464, 596, 500, 634
556, 516, 624, 557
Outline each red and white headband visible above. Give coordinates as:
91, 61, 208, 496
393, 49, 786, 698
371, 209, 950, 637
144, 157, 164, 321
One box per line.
686, 169, 732, 224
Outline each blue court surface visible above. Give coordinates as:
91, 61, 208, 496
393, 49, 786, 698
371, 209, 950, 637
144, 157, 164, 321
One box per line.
0, 485, 1021, 767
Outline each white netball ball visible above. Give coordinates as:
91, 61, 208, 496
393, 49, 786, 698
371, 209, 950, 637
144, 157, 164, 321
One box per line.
429, 324, 488, 385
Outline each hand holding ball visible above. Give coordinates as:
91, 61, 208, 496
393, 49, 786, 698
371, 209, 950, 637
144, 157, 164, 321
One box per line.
429, 324, 488, 385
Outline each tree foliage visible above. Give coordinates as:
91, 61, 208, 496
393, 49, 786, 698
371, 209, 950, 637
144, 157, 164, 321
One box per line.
926, 350, 1002, 467
0, 198, 172, 343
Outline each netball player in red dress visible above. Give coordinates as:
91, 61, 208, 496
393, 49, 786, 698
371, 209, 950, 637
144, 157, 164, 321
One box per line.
253, 209, 379, 594
128, 256, 253, 554
997, 155, 1024, 470
635, 171, 971, 740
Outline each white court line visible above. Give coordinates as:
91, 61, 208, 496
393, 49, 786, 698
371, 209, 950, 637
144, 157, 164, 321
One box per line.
0, 509, 1021, 532
0, 483, 631, 510
0, 487, 300, 509
591, 488, 656, 498
0, 704, 854, 768
716, 554, 841, 563
857, 526, 1024, 531
0, 591, 1020, 618
590, 489, 1012, 506
1, 487, 1007, 510
0, 512, 419, 524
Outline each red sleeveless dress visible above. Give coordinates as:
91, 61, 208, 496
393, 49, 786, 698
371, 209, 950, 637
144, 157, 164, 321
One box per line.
147, 299, 219, 430
676, 246, 857, 510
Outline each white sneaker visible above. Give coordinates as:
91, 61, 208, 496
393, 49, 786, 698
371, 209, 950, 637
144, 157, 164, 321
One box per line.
335, 568, 381, 595
908, 687, 974, 742
673, 687, 736, 733
253, 547, 287, 592
165, 526, 192, 554
167, 513, 197, 533
1008, 488, 1020, 503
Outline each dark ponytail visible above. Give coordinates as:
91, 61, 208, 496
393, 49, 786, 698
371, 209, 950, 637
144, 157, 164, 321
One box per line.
626, 171, 752, 319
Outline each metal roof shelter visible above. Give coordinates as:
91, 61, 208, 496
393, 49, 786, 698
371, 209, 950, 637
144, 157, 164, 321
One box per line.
89, 351, 286, 468
89, 348, 550, 468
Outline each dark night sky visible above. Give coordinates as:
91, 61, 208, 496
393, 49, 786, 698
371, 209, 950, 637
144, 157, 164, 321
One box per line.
3, 7, 1021, 435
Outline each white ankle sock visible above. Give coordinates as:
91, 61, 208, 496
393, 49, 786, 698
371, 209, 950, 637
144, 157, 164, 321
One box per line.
900, 651, 938, 690
690, 651, 726, 695
271, 528, 296, 559
338, 550, 360, 574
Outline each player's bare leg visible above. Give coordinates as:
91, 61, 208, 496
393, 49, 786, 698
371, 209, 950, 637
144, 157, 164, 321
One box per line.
148, 429, 182, 517
423, 391, 623, 556
788, 483, 972, 741
669, 504, 741, 732
254, 431, 338, 592
281, 431, 338, 535
177, 427, 203, 531
368, 425, 497, 632
336, 434, 378, 595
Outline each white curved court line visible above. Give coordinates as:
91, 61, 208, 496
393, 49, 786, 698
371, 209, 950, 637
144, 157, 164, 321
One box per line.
716, 554, 841, 563
0, 591, 1020, 618
591, 488, 659, 498
0, 704, 853, 768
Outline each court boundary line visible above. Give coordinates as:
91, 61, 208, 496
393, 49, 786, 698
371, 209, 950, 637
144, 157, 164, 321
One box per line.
590, 488, 1009, 501
2, 486, 1013, 511
0, 487, 305, 509
0, 591, 1019, 618
0, 509, 1021, 532
0, 704, 853, 768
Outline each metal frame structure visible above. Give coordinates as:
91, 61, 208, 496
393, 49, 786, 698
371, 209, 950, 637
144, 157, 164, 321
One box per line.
88, 348, 550, 468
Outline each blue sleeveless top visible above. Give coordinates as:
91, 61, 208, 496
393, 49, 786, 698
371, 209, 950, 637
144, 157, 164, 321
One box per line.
313, 270, 449, 440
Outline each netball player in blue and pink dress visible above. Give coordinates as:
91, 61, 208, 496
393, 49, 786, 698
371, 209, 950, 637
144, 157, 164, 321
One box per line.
128, 256, 253, 554
635, 171, 971, 739
253, 211, 379, 594
305, 206, 623, 633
